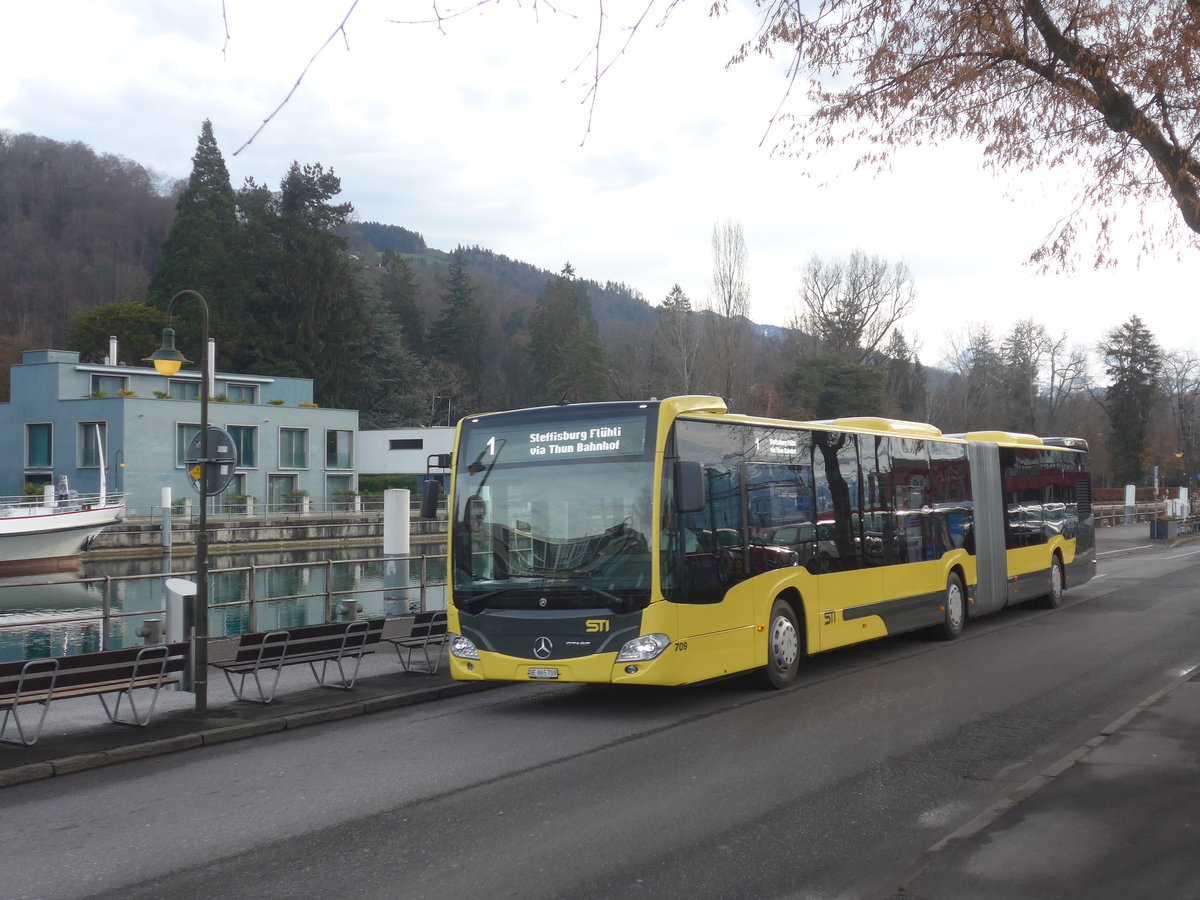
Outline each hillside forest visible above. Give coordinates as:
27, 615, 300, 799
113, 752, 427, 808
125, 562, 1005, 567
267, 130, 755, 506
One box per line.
1, 124, 1196, 492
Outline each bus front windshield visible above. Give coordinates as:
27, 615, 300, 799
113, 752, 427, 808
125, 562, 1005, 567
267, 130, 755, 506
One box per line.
451, 458, 655, 614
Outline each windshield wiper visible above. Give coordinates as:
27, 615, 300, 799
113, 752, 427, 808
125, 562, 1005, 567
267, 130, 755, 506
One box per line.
557, 579, 638, 613
457, 585, 520, 615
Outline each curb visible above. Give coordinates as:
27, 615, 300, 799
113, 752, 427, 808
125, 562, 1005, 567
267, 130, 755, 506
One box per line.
0, 680, 503, 790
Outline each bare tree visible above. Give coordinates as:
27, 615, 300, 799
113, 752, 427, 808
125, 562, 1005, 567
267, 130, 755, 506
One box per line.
1159, 349, 1200, 481
1042, 334, 1092, 434
702, 219, 753, 403
734, 0, 1200, 265
794, 251, 914, 365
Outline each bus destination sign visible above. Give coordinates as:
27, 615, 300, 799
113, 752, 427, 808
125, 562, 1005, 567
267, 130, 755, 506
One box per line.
465, 414, 649, 465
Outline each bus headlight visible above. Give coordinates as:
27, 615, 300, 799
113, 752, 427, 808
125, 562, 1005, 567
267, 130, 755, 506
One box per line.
616, 633, 671, 662
450, 633, 480, 660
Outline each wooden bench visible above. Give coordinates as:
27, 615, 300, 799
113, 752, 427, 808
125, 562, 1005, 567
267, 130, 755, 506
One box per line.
386, 611, 449, 675
1, 642, 189, 746
213, 618, 385, 704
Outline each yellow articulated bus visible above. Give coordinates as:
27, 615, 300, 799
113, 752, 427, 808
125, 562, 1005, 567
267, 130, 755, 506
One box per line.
431, 396, 1096, 689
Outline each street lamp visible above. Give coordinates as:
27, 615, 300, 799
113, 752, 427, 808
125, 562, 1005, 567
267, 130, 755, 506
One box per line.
145, 290, 211, 714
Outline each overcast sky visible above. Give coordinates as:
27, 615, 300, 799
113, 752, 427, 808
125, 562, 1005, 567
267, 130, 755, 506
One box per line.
5, 0, 1198, 369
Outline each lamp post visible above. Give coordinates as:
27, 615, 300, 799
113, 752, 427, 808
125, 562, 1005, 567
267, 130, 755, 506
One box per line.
145, 290, 211, 714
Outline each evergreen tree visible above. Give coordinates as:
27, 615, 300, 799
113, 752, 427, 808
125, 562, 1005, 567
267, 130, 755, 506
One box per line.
237, 162, 368, 409
65, 299, 165, 366
779, 355, 885, 419
356, 287, 425, 428
428, 248, 484, 388
880, 331, 926, 420
529, 266, 606, 403
654, 284, 699, 395
1097, 316, 1164, 485
940, 326, 1007, 431
147, 120, 245, 360
379, 251, 424, 353
1000, 319, 1050, 433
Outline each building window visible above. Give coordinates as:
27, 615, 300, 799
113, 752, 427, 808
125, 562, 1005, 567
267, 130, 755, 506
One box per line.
78, 422, 107, 468
225, 382, 257, 404
268, 474, 298, 511
90, 374, 127, 395
26, 423, 52, 468
176, 423, 200, 467
327, 474, 354, 506
169, 380, 200, 400
280, 428, 308, 468
389, 438, 424, 450
326, 430, 353, 469
217, 474, 248, 513
228, 426, 257, 468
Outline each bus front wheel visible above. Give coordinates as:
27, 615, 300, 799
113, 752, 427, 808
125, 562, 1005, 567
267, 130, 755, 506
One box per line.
931, 573, 966, 641
757, 598, 801, 689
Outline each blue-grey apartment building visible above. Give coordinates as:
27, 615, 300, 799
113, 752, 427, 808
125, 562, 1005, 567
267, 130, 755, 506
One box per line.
0, 343, 358, 512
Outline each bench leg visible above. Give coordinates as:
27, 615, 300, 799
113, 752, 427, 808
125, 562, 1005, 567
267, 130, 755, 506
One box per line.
393, 642, 415, 673
97, 685, 164, 727
1, 702, 52, 746
393, 639, 446, 675
221, 665, 283, 704
309, 651, 366, 690
426, 638, 447, 675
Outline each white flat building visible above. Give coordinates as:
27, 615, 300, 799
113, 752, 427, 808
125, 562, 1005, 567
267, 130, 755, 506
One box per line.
357, 427, 454, 478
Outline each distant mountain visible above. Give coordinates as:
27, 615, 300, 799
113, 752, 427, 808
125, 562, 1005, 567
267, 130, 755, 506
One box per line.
337, 225, 663, 340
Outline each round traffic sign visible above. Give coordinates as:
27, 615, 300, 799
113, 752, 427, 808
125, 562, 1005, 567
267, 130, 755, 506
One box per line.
185, 426, 239, 495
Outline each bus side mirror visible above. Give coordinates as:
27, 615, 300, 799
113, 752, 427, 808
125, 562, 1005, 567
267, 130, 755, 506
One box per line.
674, 460, 705, 514
419, 480, 442, 519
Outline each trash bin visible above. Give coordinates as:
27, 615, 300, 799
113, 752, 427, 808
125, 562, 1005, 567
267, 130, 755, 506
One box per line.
1151, 518, 1177, 540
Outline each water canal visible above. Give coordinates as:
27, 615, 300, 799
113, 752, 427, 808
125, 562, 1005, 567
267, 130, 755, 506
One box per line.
0, 544, 447, 664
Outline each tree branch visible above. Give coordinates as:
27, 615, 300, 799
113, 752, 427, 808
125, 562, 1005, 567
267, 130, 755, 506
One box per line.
233, 0, 362, 156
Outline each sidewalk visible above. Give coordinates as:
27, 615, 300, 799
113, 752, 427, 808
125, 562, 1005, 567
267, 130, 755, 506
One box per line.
4, 523, 1199, 900
873, 668, 1200, 899
1, 648, 503, 788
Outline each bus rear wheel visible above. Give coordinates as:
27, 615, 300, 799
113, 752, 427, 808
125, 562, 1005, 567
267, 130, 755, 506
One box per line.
757, 598, 801, 689
931, 572, 966, 641
1038, 556, 1064, 609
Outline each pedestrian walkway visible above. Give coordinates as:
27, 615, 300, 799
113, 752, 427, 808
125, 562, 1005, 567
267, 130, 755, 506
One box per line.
871, 666, 1200, 899
1, 646, 501, 788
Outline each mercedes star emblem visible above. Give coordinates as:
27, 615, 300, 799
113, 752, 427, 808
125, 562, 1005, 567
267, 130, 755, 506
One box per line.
533, 636, 553, 659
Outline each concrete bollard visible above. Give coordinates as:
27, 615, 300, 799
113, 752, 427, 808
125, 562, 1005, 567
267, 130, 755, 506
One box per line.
136, 618, 164, 645
340, 599, 363, 621
384, 489, 414, 615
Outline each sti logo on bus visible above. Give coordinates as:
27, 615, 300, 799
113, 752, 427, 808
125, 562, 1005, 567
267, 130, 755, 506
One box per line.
585, 619, 610, 633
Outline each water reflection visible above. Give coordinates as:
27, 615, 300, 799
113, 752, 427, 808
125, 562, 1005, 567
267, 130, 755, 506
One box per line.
0, 544, 447, 663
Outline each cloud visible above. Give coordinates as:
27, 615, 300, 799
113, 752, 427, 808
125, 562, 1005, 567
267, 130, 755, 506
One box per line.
3, 0, 1198, 368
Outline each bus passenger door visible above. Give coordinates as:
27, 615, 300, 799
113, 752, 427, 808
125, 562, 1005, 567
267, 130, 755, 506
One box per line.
667, 461, 756, 679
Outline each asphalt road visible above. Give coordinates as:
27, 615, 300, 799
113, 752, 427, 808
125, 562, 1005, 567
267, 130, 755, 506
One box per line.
3, 540, 1198, 900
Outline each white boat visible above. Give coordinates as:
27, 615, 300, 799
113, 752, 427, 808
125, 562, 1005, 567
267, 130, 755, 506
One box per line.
0, 481, 127, 575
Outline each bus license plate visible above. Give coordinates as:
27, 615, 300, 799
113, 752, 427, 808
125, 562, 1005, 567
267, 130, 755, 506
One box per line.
528, 667, 559, 680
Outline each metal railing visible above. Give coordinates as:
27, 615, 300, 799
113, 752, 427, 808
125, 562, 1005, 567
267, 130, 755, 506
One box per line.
0, 551, 448, 661
1094, 502, 1195, 527
117, 498, 447, 523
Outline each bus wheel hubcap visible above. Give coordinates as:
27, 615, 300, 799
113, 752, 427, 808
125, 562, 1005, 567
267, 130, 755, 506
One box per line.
948, 586, 964, 629
771, 616, 798, 670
